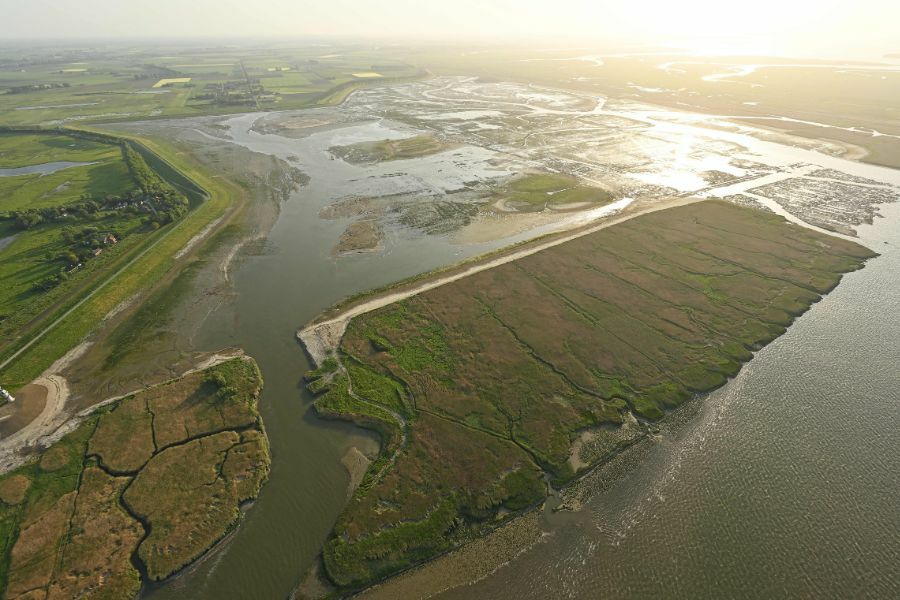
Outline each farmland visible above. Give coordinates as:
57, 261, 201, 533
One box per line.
306, 201, 875, 589
0, 357, 268, 598
0, 45, 424, 127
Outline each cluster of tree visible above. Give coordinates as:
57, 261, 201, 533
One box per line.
5, 82, 70, 94
33, 268, 71, 293
122, 144, 190, 226
6, 187, 188, 232
132, 64, 183, 80
142, 191, 189, 229
123, 144, 168, 194
206, 371, 238, 402
7, 192, 143, 230
194, 80, 265, 106
61, 225, 118, 252
32, 226, 120, 292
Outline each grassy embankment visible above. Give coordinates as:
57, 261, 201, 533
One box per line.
0, 126, 241, 390
306, 200, 876, 590
0, 133, 145, 342
0, 357, 268, 599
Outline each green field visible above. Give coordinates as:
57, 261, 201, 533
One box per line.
0, 133, 134, 211
0, 45, 424, 127
0, 130, 198, 388
0, 133, 146, 350
0, 357, 268, 597
307, 201, 875, 589
499, 173, 615, 210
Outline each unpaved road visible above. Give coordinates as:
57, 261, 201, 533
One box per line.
0, 349, 245, 475
298, 196, 705, 365
0, 375, 68, 452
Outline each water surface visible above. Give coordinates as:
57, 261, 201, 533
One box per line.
0, 161, 95, 177
438, 205, 900, 599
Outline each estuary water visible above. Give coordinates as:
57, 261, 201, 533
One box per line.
438, 204, 900, 599
139, 83, 899, 599
142, 117, 542, 600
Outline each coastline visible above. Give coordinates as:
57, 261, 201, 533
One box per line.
296, 200, 877, 597
348, 422, 657, 600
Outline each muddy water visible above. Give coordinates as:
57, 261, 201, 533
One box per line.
143, 116, 541, 600
139, 81, 900, 599
437, 204, 900, 599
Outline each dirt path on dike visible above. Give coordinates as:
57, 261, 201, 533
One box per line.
298, 196, 706, 366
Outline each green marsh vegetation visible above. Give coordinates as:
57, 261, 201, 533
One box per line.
307, 201, 876, 590
497, 173, 615, 211
0, 357, 268, 598
330, 135, 449, 164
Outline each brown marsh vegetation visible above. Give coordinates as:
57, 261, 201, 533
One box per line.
307, 200, 875, 589
0, 357, 268, 598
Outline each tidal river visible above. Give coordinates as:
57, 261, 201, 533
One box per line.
438, 204, 900, 599
140, 96, 899, 599
141, 118, 539, 600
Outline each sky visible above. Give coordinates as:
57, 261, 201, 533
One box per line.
2, 0, 897, 59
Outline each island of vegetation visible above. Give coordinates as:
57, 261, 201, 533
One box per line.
0, 356, 269, 599
304, 200, 875, 591
329, 135, 449, 164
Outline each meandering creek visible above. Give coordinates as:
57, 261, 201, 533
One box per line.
133, 79, 898, 598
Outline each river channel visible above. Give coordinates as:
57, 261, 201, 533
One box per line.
138, 81, 899, 599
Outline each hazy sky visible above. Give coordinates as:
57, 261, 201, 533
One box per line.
2, 0, 897, 58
